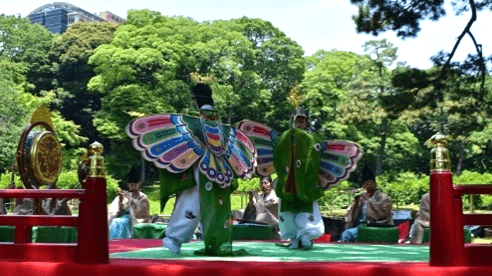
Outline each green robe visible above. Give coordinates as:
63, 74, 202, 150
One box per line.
158, 111, 242, 256
273, 128, 325, 213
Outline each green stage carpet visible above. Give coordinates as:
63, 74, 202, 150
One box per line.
110, 242, 429, 262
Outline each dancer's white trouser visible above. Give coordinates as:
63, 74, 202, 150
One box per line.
279, 201, 324, 240
165, 168, 201, 244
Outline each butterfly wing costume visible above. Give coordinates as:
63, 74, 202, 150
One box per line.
127, 111, 256, 255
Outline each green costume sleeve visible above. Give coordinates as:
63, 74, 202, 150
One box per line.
159, 169, 195, 213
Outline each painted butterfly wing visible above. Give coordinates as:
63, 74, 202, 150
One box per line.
237, 120, 278, 176
126, 114, 205, 173
315, 140, 363, 189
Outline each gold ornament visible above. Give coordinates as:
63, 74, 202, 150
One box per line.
429, 132, 451, 172
30, 104, 54, 130
287, 82, 304, 108
88, 141, 106, 178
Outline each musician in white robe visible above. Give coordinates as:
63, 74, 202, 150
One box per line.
108, 165, 150, 239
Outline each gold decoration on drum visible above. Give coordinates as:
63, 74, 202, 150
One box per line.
429, 132, 451, 172
30, 104, 54, 130
30, 131, 62, 185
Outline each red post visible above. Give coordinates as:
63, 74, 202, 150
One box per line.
78, 176, 109, 263
14, 225, 31, 244
430, 172, 462, 266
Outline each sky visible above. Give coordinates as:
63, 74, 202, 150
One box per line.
3, 0, 492, 70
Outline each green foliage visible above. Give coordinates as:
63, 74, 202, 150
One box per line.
54, 171, 120, 201
104, 141, 142, 182
0, 14, 56, 93
0, 80, 85, 176
454, 170, 492, 185
318, 180, 355, 209
302, 50, 372, 138
89, 11, 305, 142
15, 91, 88, 148
61, 148, 88, 171
53, 22, 119, 143
453, 170, 492, 210
0, 81, 27, 173
0, 171, 120, 202
376, 171, 429, 206
319, 172, 430, 211
235, 173, 279, 193
236, 177, 261, 193
0, 173, 22, 188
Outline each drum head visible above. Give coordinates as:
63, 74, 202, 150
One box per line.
29, 130, 62, 187
18, 122, 62, 189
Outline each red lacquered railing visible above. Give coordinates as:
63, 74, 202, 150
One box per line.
0, 177, 108, 263
430, 172, 492, 266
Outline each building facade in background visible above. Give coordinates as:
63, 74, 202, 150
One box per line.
28, 2, 124, 34
98, 11, 125, 24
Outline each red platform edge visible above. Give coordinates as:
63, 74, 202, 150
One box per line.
2, 259, 492, 276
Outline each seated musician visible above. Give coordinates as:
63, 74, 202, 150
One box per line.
108, 165, 150, 239
242, 176, 280, 239
407, 193, 430, 244
341, 165, 394, 242
7, 181, 71, 215
0, 182, 16, 214
42, 194, 72, 215
10, 182, 36, 215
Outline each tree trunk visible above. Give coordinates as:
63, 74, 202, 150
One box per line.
140, 155, 146, 184
376, 118, 388, 176
227, 107, 232, 125
456, 139, 465, 176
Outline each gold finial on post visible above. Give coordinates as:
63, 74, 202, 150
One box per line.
88, 141, 105, 178
428, 132, 451, 172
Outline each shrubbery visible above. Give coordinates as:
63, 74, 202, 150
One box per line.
3, 168, 492, 212
454, 170, 492, 210
318, 170, 492, 212
0, 170, 120, 202
376, 171, 429, 207
318, 180, 356, 209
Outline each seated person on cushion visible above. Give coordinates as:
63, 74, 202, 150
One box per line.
341, 165, 394, 242
407, 192, 430, 244
108, 165, 150, 239
242, 176, 280, 239
406, 192, 477, 243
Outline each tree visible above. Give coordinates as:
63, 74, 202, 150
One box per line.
349, 0, 490, 109
53, 21, 119, 144
349, 1, 492, 174
0, 60, 28, 174
0, 14, 56, 93
301, 49, 372, 138
0, 60, 86, 174
210, 17, 305, 129
89, 10, 306, 140
87, 11, 307, 180
362, 39, 398, 175
331, 39, 399, 175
